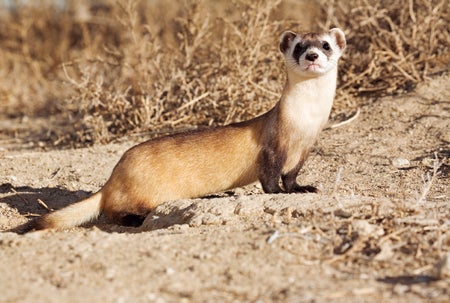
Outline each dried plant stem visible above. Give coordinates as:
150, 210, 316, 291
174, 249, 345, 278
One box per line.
416, 153, 443, 203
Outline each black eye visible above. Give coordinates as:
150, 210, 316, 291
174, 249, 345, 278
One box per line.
323, 42, 330, 50
293, 43, 308, 62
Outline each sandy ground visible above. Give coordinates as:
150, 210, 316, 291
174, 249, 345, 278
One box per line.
0, 75, 449, 302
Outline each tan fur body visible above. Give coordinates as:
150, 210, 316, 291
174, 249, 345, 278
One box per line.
101, 117, 264, 221
18, 28, 346, 232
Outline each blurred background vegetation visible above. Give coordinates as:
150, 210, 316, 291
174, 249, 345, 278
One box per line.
0, 0, 448, 147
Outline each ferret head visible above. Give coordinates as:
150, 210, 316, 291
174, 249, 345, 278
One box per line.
279, 28, 346, 78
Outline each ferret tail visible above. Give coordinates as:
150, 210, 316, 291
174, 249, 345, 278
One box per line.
15, 191, 103, 234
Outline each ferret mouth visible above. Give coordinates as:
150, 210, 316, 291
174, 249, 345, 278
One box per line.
305, 63, 322, 71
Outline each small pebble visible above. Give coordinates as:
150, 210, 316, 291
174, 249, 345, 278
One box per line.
392, 158, 410, 168
334, 209, 352, 218
165, 267, 175, 275
352, 220, 384, 237
393, 284, 409, 295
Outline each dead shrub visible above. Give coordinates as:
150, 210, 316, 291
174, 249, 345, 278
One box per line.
0, 0, 448, 147
320, 0, 450, 98
58, 0, 286, 145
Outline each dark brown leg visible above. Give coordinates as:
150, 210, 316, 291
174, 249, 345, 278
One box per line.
259, 147, 284, 193
282, 171, 318, 193
281, 154, 318, 193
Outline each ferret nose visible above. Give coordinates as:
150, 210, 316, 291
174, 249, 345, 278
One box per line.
305, 52, 318, 62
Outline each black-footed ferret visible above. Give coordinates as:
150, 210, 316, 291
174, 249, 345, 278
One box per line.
17, 28, 346, 232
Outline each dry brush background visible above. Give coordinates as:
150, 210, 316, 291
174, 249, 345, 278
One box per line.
0, 0, 448, 147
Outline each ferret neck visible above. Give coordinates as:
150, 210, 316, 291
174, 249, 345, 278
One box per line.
283, 66, 338, 101
278, 66, 338, 126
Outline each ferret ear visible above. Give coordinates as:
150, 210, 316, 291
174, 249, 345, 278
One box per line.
329, 28, 346, 51
279, 31, 297, 54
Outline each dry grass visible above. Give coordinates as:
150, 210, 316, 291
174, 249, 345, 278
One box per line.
0, 0, 448, 147
321, 0, 450, 98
